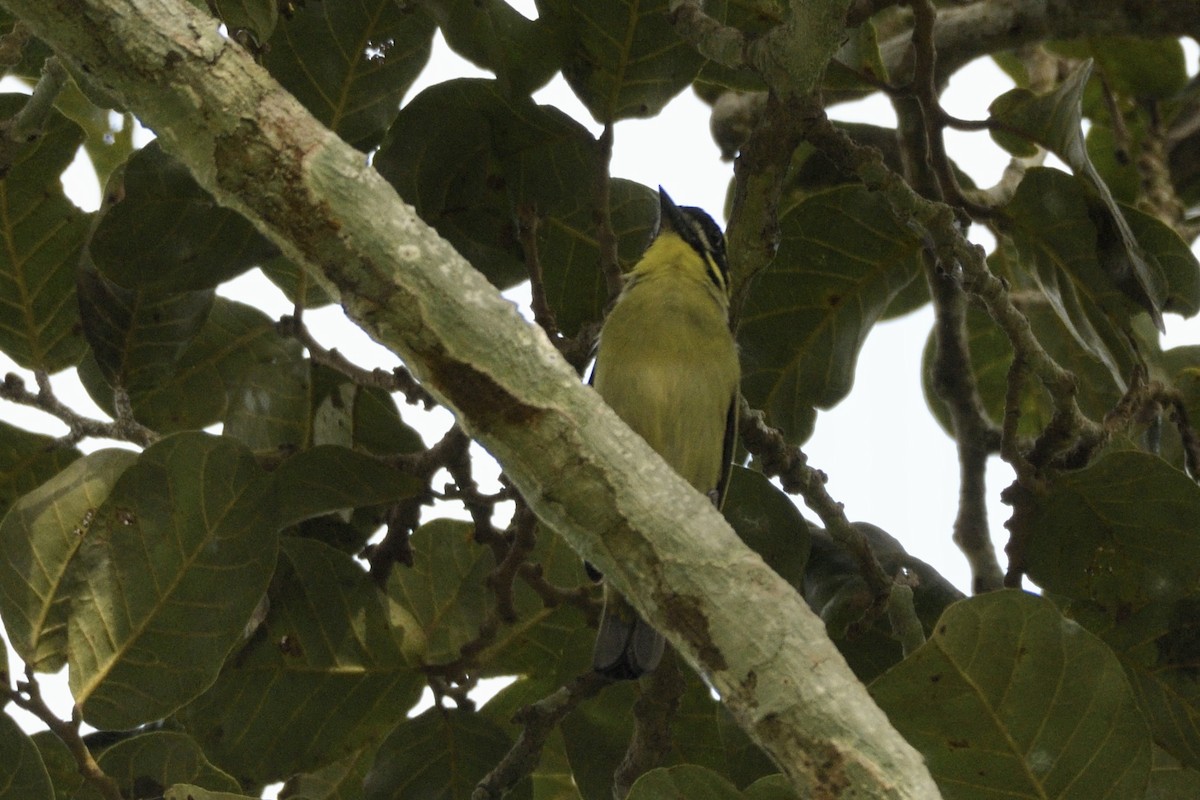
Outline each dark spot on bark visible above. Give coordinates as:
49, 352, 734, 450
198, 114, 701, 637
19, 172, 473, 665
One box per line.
425, 347, 544, 433
659, 593, 726, 672
164, 50, 183, 68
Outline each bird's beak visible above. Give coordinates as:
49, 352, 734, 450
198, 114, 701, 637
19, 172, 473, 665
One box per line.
657, 186, 688, 236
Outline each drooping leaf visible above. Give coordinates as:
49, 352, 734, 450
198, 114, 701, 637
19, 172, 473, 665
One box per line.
0, 712, 53, 800
68, 433, 279, 729
29, 730, 81, 800
223, 354, 311, 452
538, 0, 706, 123
870, 591, 1151, 800
74, 731, 240, 800
1120, 202, 1200, 318
264, 0, 435, 151
1001, 167, 1142, 383
422, 0, 560, 96
0, 448, 137, 672
385, 518, 494, 666
87, 141, 277, 292
179, 537, 423, 785
363, 708, 527, 800
260, 253, 335, 310
0, 422, 80, 520
989, 62, 1167, 330
77, 253, 215, 393
274, 444, 423, 528
0, 95, 89, 371
738, 185, 924, 444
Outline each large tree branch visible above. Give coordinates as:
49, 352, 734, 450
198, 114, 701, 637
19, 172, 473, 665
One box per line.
1, 0, 942, 796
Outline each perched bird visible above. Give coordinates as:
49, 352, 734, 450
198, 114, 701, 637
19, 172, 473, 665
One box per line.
589, 188, 740, 680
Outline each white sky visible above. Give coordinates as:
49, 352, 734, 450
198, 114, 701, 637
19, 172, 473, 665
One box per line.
2, 7, 1199, 791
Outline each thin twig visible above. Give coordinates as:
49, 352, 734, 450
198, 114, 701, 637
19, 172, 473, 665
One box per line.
8, 668, 123, 800
0, 371, 158, 448
596, 124, 623, 304
886, 578, 926, 658
613, 650, 687, 798
517, 203, 560, 339
472, 671, 610, 799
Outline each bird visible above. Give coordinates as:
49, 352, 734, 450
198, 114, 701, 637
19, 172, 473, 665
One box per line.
588, 187, 740, 680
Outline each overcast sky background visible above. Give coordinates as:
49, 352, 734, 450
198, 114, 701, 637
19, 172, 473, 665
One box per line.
2, 7, 1199, 789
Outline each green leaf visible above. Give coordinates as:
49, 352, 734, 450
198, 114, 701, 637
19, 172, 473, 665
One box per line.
363, 708, 527, 800
1001, 167, 1143, 383
1120, 203, 1200, 318
75, 731, 240, 800
0, 712, 52, 800
77, 254, 215, 393
180, 537, 423, 785
386, 519, 495, 666
260, 254, 335, 310
278, 744, 375, 800
68, 433, 279, 729
721, 467, 810, 587
0, 422, 80, 521
29, 730, 81, 800
80, 298, 302, 432
0, 448, 137, 672
223, 354, 311, 452
990, 62, 1167, 330
671, 677, 777, 788
422, 0, 560, 96
627, 764, 742, 800
88, 142, 277, 292
539, 0, 705, 123
51, 81, 134, 189
274, 444, 423, 528
742, 774, 801, 800
1147, 745, 1200, 797
870, 591, 1151, 800
265, 0, 435, 151
0, 95, 89, 371
1013, 451, 1200, 611
1050, 37, 1188, 101
738, 185, 924, 444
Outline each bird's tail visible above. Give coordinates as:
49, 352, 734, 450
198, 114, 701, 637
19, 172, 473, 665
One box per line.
592, 589, 665, 680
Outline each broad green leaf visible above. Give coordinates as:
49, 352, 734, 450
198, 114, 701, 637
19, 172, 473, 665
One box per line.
363, 708, 527, 800
88, 142, 277, 292
423, 0, 560, 96
870, 591, 1151, 800
278, 744, 375, 800
29, 730, 81, 800
627, 765, 742, 800
561, 679, 637, 800
738, 185, 924, 444
0, 712, 53, 800
223, 355, 311, 451
1013, 451, 1200, 611
990, 62, 1167, 329
0, 95, 89, 371
0, 448, 136, 672
77, 254, 215, 393
274, 444, 423, 528
539, 0, 705, 123
1001, 167, 1142, 383
180, 537, 423, 785
1048, 37, 1188, 102
0, 422, 79, 520
1120, 203, 1200, 317
672, 677, 777, 788
68, 433, 279, 729
0, 13, 54, 80
75, 731, 240, 800
166, 787, 259, 800
721, 467, 810, 587
265, 0, 435, 150
80, 298, 302, 432
386, 518, 495, 666
1147, 745, 1200, 797
804, 524, 964, 683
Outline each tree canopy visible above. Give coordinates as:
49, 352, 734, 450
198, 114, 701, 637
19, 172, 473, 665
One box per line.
1, 1, 1200, 799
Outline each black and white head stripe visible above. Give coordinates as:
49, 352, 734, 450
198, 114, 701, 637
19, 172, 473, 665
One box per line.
657, 187, 730, 294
